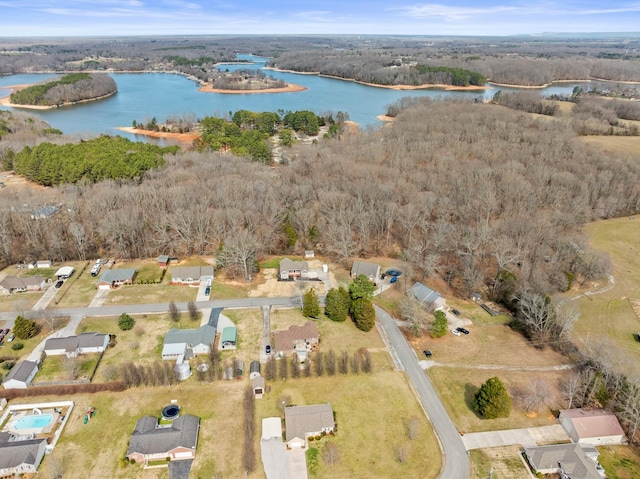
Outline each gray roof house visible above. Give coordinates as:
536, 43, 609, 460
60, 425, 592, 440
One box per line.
410, 282, 447, 311
2, 361, 39, 389
44, 332, 110, 358
285, 404, 335, 448
279, 258, 309, 280
0, 433, 47, 477
170, 266, 214, 285
96, 268, 137, 290
524, 444, 603, 479
350, 261, 381, 284
0, 276, 47, 295
127, 414, 200, 464
162, 325, 217, 360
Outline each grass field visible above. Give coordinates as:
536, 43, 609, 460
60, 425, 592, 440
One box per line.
598, 445, 640, 479
0, 292, 42, 312
34, 354, 99, 382
470, 446, 531, 479
582, 136, 640, 155
428, 367, 568, 433
107, 284, 198, 305
54, 261, 99, 308
257, 372, 442, 479
566, 216, 640, 380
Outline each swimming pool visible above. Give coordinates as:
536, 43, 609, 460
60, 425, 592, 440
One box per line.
14, 414, 53, 430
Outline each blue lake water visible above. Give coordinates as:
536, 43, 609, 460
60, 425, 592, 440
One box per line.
0, 57, 599, 139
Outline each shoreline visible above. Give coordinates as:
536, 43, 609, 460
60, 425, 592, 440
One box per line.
198, 82, 306, 94
0, 84, 117, 109
116, 127, 199, 144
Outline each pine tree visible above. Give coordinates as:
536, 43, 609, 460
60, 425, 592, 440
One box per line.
13, 316, 38, 339
351, 298, 376, 332
473, 377, 512, 419
303, 288, 320, 318
430, 310, 448, 338
325, 287, 349, 322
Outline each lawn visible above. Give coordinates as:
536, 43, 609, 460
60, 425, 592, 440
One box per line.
31, 381, 249, 479
0, 292, 42, 312
209, 280, 249, 299
470, 446, 531, 479
256, 372, 442, 479
598, 445, 640, 479
54, 261, 99, 308
428, 367, 569, 433
107, 284, 197, 305
222, 309, 263, 360
566, 216, 640, 380
34, 354, 99, 382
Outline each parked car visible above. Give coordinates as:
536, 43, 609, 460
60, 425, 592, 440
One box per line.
204, 286, 211, 296
7, 334, 14, 342
451, 329, 461, 336
54, 280, 64, 288
452, 309, 461, 316
265, 344, 271, 355
390, 276, 398, 284
456, 327, 470, 335
2, 329, 8, 335
423, 350, 432, 358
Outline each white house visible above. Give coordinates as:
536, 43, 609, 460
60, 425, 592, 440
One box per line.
285, 403, 335, 448
170, 266, 214, 286
559, 409, 626, 445
44, 333, 110, 358
410, 282, 448, 311
524, 444, 603, 479
0, 434, 47, 476
161, 325, 217, 360
2, 361, 39, 389
0, 276, 47, 295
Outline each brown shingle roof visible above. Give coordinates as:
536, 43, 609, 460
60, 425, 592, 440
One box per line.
273, 321, 319, 353
561, 409, 625, 439
285, 404, 334, 441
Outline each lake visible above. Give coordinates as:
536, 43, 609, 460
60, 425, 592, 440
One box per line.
0, 57, 598, 139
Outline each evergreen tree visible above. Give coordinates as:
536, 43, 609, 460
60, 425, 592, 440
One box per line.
118, 313, 135, 331
430, 310, 448, 338
351, 298, 376, 332
349, 274, 375, 302
325, 287, 349, 322
473, 377, 512, 419
303, 288, 321, 318
13, 316, 38, 339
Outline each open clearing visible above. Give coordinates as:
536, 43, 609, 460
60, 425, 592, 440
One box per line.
470, 445, 531, 479
428, 367, 568, 433
598, 445, 640, 479
567, 216, 640, 380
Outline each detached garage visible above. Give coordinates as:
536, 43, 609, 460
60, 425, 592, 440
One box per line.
559, 409, 626, 445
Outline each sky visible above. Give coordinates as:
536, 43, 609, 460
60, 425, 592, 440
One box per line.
1, 0, 639, 37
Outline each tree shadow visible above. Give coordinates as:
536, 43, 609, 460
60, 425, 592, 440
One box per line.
464, 383, 482, 419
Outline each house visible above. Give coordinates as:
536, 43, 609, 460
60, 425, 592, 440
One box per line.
285, 404, 335, 448
161, 325, 217, 361
157, 255, 170, 268
278, 258, 309, 280
31, 205, 59, 220
0, 276, 46, 295
95, 268, 137, 290
44, 332, 110, 358
170, 266, 214, 285
350, 261, 380, 284
559, 409, 626, 445
2, 361, 39, 389
220, 326, 237, 350
126, 414, 200, 464
524, 444, 603, 479
54, 266, 74, 280
410, 282, 447, 311
273, 322, 320, 357
0, 433, 47, 476
28, 260, 51, 269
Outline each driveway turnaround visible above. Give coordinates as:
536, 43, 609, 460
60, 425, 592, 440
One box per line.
375, 305, 470, 479
461, 424, 570, 450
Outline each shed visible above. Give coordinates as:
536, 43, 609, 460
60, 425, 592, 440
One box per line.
220, 326, 237, 350
249, 361, 261, 379
252, 376, 265, 399
234, 359, 245, 378
157, 255, 170, 268
261, 417, 282, 440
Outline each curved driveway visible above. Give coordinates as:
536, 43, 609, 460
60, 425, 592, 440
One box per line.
374, 305, 469, 479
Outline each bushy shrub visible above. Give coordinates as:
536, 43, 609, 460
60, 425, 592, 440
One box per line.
118, 313, 135, 331
1, 361, 15, 370
11, 343, 24, 351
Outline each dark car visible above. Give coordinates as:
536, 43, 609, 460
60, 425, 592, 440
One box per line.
456, 327, 470, 335
385, 268, 403, 277
265, 345, 271, 355
204, 286, 211, 296
452, 309, 461, 316
423, 350, 432, 358
54, 280, 64, 289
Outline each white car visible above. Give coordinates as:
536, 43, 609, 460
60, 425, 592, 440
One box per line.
451, 329, 461, 336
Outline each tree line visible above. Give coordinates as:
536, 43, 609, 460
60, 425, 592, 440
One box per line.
10, 73, 117, 106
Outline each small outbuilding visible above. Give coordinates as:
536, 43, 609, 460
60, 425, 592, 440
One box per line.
261, 417, 282, 440
252, 376, 265, 399
54, 266, 75, 280
157, 255, 170, 268
220, 326, 237, 350
559, 409, 626, 445
249, 361, 261, 380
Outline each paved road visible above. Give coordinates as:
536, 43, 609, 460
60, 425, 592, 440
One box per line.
374, 305, 470, 479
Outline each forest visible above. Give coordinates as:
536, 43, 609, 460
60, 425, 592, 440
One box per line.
9, 73, 117, 106
2, 35, 640, 87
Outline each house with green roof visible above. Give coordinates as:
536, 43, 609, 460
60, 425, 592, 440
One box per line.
96, 268, 137, 290
161, 325, 217, 361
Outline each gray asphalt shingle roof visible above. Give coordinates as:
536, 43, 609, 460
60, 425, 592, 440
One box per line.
0, 434, 46, 469
411, 282, 442, 304
127, 414, 200, 456
97, 268, 137, 284
44, 332, 109, 352
4, 361, 38, 383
